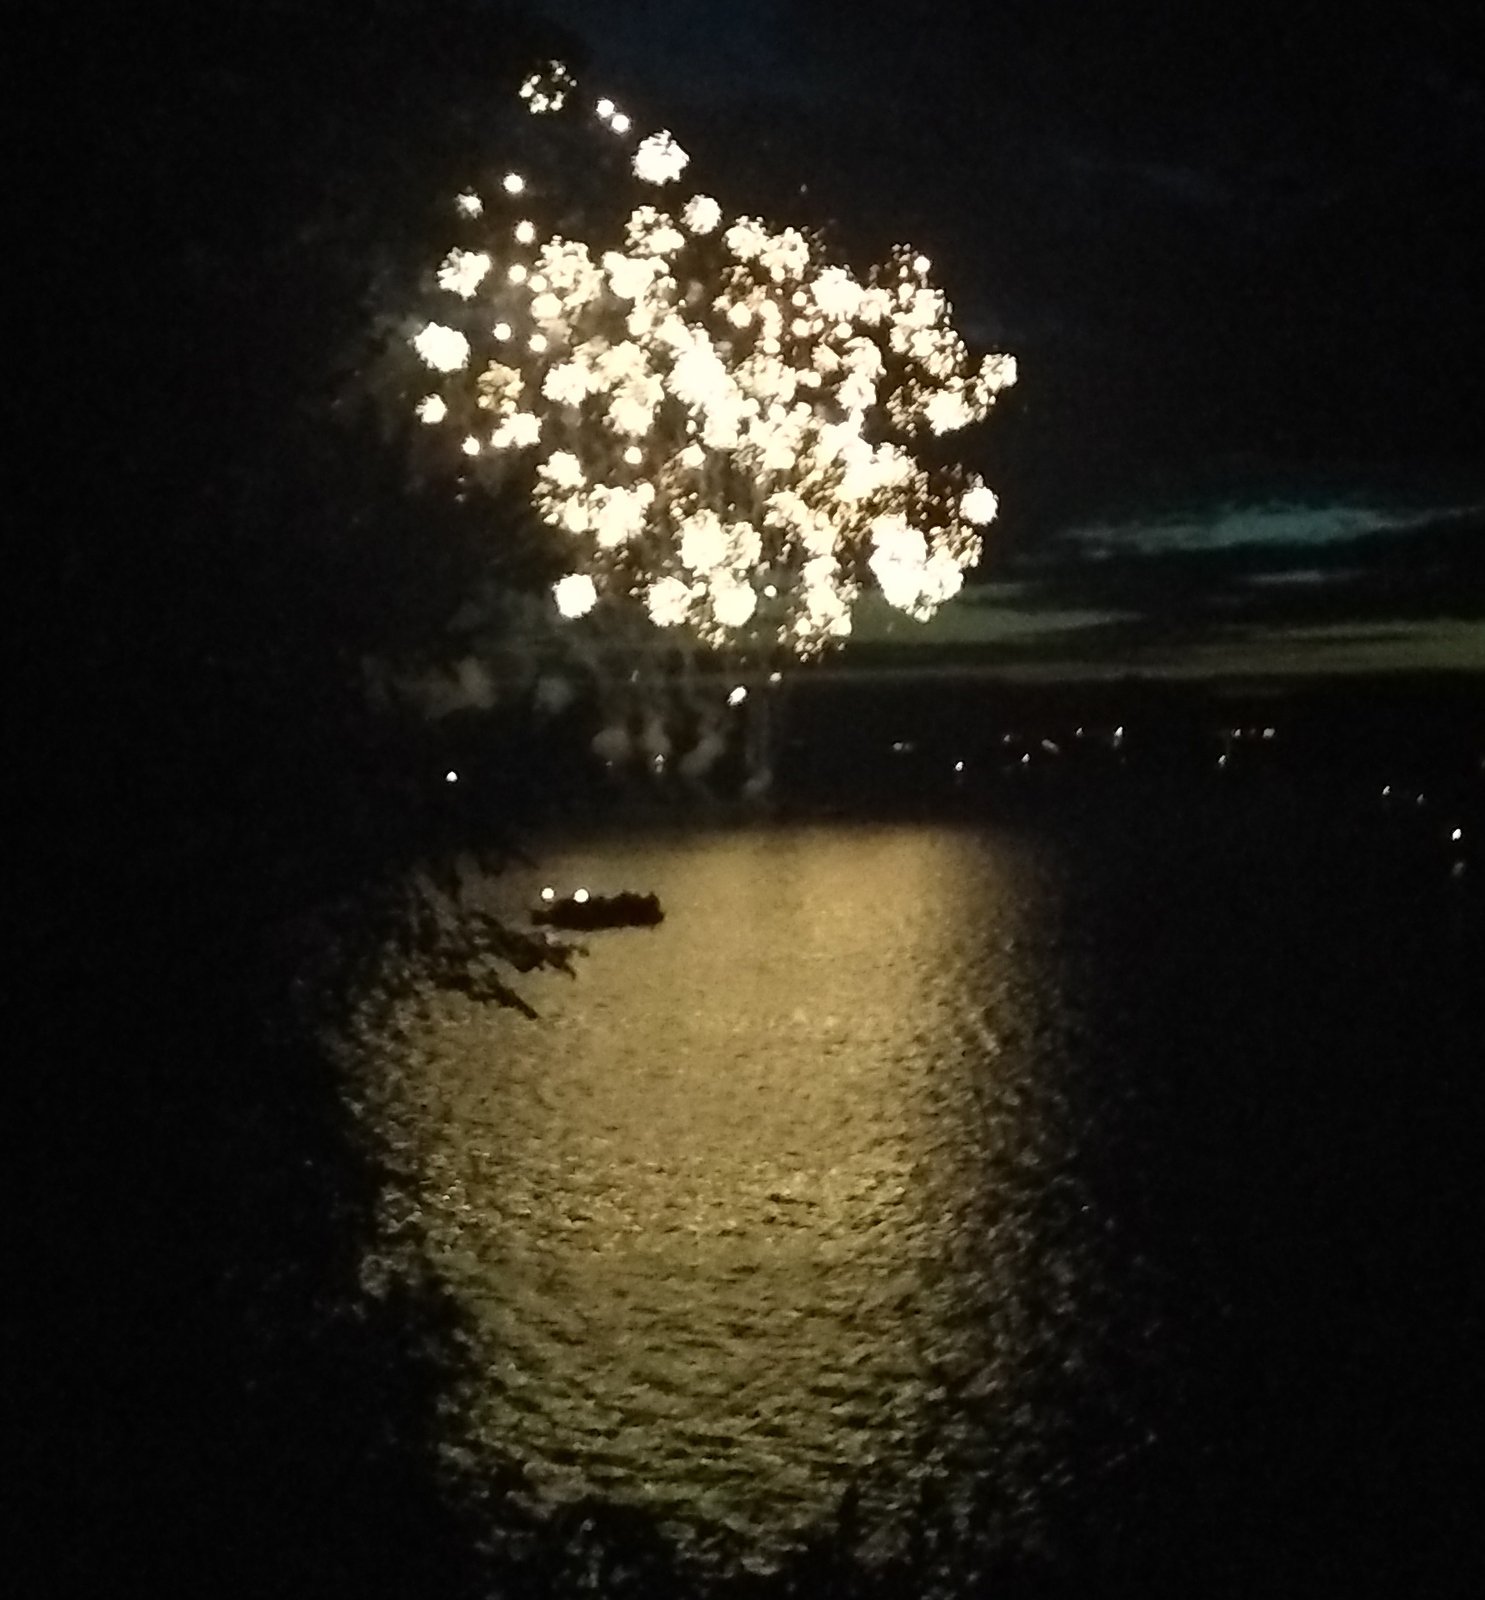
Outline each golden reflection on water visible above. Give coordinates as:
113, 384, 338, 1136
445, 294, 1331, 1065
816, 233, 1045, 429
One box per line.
350, 824, 1086, 1569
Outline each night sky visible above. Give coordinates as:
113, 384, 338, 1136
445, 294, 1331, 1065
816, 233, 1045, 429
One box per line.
525, 0, 1485, 665
532, 2, 1485, 491
60, 0, 1485, 680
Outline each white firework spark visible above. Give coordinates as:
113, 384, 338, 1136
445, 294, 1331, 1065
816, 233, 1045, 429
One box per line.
406, 64, 1015, 654
632, 131, 691, 187
437, 248, 492, 299
519, 61, 575, 115
412, 322, 470, 373
552, 572, 598, 617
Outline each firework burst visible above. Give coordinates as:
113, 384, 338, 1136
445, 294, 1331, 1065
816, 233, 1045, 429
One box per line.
408, 62, 1016, 658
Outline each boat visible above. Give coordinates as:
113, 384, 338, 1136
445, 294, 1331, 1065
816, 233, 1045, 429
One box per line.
531, 890, 664, 930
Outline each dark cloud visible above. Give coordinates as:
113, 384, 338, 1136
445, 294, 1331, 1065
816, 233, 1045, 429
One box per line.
527, 1, 816, 103
531, 0, 1484, 550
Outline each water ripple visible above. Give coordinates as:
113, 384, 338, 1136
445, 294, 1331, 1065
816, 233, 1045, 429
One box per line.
345, 823, 1108, 1573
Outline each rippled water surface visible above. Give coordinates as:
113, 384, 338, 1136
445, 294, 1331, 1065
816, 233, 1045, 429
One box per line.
348, 823, 1116, 1570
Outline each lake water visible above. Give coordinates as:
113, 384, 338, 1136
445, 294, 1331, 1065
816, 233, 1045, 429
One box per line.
340, 785, 1482, 1594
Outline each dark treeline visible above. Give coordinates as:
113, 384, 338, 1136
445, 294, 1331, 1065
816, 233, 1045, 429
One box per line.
21, 7, 581, 1596
47, 0, 576, 859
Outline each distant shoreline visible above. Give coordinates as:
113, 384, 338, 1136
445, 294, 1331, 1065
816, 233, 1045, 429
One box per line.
820, 618, 1485, 686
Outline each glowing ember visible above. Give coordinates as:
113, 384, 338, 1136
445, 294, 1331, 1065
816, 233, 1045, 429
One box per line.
491, 412, 541, 448
633, 131, 690, 186
412, 323, 470, 373
960, 482, 999, 524
683, 194, 722, 234
519, 62, 575, 115
438, 249, 492, 299
553, 572, 598, 617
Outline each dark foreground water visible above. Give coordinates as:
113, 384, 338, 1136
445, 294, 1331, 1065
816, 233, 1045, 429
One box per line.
337, 778, 1484, 1596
